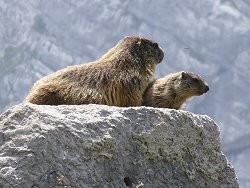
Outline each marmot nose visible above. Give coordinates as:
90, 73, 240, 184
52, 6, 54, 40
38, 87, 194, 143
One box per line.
158, 47, 164, 63
205, 85, 209, 92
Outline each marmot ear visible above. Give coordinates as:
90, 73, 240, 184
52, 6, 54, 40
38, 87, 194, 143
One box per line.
181, 71, 188, 79
137, 37, 142, 45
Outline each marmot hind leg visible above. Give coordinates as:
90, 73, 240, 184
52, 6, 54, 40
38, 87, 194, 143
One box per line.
26, 83, 63, 105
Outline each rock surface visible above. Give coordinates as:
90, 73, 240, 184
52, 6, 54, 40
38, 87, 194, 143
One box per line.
0, 103, 238, 188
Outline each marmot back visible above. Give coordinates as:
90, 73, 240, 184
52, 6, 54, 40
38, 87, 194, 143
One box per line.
143, 71, 209, 109
25, 36, 164, 107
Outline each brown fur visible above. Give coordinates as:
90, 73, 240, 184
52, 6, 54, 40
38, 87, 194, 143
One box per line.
143, 71, 209, 109
25, 36, 164, 106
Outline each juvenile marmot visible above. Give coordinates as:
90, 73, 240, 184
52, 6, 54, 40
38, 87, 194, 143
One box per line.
25, 36, 164, 106
143, 71, 209, 109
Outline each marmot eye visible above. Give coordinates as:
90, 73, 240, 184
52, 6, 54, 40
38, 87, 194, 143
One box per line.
153, 43, 158, 48
193, 78, 199, 83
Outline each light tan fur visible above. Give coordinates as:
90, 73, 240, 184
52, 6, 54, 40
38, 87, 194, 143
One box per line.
25, 36, 164, 106
143, 71, 209, 109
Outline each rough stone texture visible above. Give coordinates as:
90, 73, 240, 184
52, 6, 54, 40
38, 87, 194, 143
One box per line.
0, 103, 238, 188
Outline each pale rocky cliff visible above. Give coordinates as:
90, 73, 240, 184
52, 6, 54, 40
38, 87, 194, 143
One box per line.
0, 104, 239, 188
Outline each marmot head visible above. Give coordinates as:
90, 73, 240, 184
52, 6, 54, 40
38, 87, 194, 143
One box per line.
120, 36, 164, 64
175, 71, 209, 97
101, 36, 164, 68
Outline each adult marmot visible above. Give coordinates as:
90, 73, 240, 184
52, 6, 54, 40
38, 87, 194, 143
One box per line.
143, 71, 209, 109
25, 36, 164, 106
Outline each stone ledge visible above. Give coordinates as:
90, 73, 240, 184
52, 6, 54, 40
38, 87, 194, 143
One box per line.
0, 103, 239, 188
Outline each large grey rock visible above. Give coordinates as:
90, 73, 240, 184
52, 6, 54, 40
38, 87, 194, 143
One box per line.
0, 104, 238, 188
